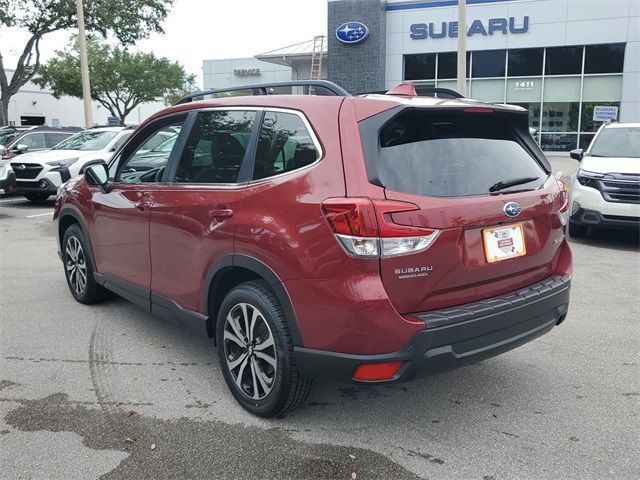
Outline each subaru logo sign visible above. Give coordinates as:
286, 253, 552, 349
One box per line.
503, 202, 522, 218
16, 164, 26, 171
336, 22, 369, 44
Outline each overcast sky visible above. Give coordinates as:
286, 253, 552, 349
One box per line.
0, 0, 328, 87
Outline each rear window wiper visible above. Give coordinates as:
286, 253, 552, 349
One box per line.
489, 176, 540, 192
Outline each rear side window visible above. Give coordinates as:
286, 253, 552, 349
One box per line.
371, 110, 546, 197
175, 110, 255, 184
252, 111, 319, 180
19, 133, 46, 149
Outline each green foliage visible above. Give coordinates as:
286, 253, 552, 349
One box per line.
1, 0, 173, 43
34, 37, 196, 122
0, 0, 173, 125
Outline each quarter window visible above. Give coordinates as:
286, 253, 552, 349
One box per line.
18, 133, 46, 150
252, 111, 319, 180
174, 110, 255, 184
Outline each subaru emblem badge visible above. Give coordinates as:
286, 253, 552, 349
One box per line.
336, 21, 369, 44
17, 164, 26, 171
503, 202, 522, 218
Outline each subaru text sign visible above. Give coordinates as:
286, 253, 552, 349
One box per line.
410, 16, 529, 40
336, 22, 369, 44
593, 106, 618, 122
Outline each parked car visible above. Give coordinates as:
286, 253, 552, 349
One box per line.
0, 160, 16, 196
11, 127, 132, 202
54, 80, 572, 417
568, 122, 640, 236
0, 125, 81, 160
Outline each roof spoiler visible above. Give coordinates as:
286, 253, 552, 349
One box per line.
174, 80, 351, 105
358, 82, 465, 99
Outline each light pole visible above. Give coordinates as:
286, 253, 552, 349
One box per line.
76, 0, 93, 128
456, 0, 467, 96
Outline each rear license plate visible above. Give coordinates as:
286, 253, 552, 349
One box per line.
482, 223, 526, 263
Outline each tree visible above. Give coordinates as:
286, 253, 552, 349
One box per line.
34, 37, 196, 123
0, 0, 173, 125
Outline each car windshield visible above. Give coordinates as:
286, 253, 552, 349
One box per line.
53, 131, 118, 151
0, 130, 19, 146
589, 127, 640, 158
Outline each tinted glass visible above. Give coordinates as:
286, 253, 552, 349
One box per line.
590, 127, 640, 158
540, 133, 577, 152
375, 110, 545, 197
53, 131, 118, 151
437, 51, 470, 79
541, 102, 579, 131
471, 50, 506, 78
18, 133, 46, 149
253, 111, 319, 180
545, 46, 582, 75
118, 123, 183, 183
508, 48, 543, 76
174, 110, 255, 184
404, 54, 436, 80
45, 132, 72, 147
584, 44, 625, 74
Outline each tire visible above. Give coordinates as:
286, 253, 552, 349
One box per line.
216, 280, 312, 417
568, 219, 588, 238
62, 224, 109, 304
25, 193, 50, 202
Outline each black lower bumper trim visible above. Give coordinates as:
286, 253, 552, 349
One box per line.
294, 275, 571, 383
15, 178, 57, 195
571, 208, 639, 230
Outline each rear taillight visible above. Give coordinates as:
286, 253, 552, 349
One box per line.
322, 198, 440, 258
556, 179, 569, 226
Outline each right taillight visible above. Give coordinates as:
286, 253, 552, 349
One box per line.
322, 198, 440, 258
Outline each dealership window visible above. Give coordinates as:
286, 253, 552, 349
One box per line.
511, 103, 541, 131
584, 44, 625, 74
471, 50, 506, 78
436, 51, 470, 79
508, 48, 543, 77
404, 53, 435, 80
506, 77, 542, 104
545, 46, 583, 75
469, 79, 504, 103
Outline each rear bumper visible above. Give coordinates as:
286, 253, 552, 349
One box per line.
294, 275, 571, 383
570, 207, 639, 230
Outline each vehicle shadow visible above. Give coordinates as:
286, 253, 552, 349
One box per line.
0, 197, 55, 209
568, 227, 640, 252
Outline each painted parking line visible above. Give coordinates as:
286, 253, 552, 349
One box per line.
0, 198, 25, 203
25, 212, 54, 218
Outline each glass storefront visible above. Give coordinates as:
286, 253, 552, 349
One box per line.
403, 43, 626, 151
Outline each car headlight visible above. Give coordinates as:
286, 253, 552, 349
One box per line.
47, 158, 79, 167
576, 168, 603, 188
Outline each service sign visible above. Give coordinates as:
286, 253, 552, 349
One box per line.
593, 106, 618, 122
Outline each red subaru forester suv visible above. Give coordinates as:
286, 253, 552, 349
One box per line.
54, 81, 572, 417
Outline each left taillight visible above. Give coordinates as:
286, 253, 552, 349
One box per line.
322, 198, 440, 258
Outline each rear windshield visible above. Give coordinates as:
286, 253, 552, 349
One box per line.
370, 109, 546, 197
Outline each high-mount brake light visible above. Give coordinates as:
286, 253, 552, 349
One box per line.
463, 107, 494, 113
322, 198, 440, 258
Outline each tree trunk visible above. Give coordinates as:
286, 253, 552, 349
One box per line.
0, 97, 9, 127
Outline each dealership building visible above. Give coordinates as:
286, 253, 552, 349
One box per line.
326, 0, 639, 151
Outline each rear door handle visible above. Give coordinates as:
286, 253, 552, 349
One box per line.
210, 207, 234, 219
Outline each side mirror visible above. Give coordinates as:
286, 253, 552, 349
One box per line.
14, 143, 29, 153
84, 163, 111, 193
570, 148, 584, 161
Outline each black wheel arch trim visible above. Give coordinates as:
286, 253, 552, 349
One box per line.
204, 254, 302, 346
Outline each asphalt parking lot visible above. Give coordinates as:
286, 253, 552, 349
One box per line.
0, 156, 638, 480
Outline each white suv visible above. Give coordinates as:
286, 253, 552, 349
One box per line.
569, 122, 640, 237
11, 127, 132, 202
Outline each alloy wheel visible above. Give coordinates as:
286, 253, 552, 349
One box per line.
223, 302, 277, 400
65, 236, 87, 295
